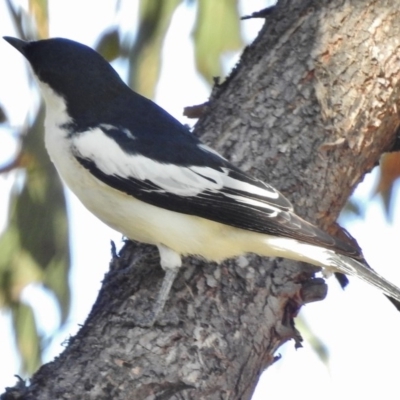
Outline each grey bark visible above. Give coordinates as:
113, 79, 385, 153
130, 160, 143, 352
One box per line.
2, 0, 400, 399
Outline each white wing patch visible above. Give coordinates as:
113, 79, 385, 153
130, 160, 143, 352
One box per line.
223, 193, 281, 213
198, 143, 228, 160
72, 127, 283, 203
99, 123, 136, 140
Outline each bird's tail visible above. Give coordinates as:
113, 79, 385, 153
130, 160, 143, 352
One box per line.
257, 236, 400, 307
329, 253, 400, 305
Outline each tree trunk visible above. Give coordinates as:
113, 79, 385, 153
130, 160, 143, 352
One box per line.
3, 0, 400, 399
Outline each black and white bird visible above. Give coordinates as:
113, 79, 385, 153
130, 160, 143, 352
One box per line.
4, 36, 400, 324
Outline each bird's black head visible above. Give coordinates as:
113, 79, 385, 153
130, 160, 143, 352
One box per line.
3, 37, 129, 122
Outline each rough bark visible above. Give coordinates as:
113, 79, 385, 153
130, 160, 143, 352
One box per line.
3, 0, 400, 399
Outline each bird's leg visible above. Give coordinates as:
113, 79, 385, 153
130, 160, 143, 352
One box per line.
150, 267, 179, 324
136, 244, 182, 327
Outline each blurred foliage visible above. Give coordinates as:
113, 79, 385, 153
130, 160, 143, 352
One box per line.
29, 0, 48, 39
193, 0, 243, 83
10, 302, 41, 373
95, 28, 121, 62
0, 106, 70, 375
296, 316, 329, 365
341, 198, 364, 219
374, 152, 400, 221
124, 0, 242, 97
0, 105, 6, 123
127, 0, 181, 98
2, 0, 70, 376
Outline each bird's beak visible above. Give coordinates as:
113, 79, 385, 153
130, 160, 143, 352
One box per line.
3, 36, 28, 56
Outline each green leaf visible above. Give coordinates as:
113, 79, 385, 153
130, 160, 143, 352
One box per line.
341, 199, 364, 219
193, 0, 243, 83
373, 152, 400, 222
17, 106, 71, 322
0, 105, 7, 123
11, 302, 42, 374
128, 0, 182, 97
95, 28, 121, 62
0, 105, 71, 373
0, 224, 43, 308
296, 316, 329, 365
29, 0, 49, 39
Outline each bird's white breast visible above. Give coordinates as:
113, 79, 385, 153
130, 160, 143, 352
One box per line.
39, 83, 158, 244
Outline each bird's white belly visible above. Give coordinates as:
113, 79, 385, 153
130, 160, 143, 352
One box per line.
55, 160, 249, 261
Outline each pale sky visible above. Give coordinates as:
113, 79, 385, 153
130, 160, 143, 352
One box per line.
1, 1, 400, 399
